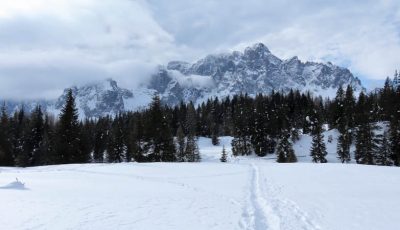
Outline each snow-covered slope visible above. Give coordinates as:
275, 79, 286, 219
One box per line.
1, 126, 398, 230
1, 161, 399, 230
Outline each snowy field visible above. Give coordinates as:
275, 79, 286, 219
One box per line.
1, 136, 400, 230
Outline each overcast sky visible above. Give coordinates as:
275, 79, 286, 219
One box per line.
0, 0, 399, 100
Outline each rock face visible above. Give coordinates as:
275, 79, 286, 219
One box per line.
3, 43, 364, 117
151, 43, 363, 105
54, 79, 135, 118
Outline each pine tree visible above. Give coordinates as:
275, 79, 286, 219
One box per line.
176, 125, 186, 162
252, 94, 270, 157
13, 108, 29, 167
354, 94, 379, 165
56, 89, 81, 164
310, 115, 328, 163
93, 117, 109, 163
77, 121, 92, 163
130, 115, 145, 162
0, 105, 14, 166
26, 105, 44, 166
336, 85, 355, 163
376, 131, 393, 166
276, 131, 297, 163
337, 133, 351, 163
389, 88, 400, 166
211, 131, 220, 146
39, 115, 55, 165
220, 145, 228, 162
354, 123, 378, 165
146, 94, 176, 162
107, 115, 126, 163
185, 135, 200, 162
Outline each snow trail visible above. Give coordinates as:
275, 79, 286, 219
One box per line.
240, 164, 281, 230
240, 163, 321, 230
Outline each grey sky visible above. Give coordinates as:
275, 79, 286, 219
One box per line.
0, 0, 399, 99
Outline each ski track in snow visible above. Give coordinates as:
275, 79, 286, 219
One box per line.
239, 163, 320, 230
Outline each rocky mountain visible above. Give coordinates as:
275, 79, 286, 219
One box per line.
3, 43, 364, 118
54, 79, 135, 118
151, 43, 363, 105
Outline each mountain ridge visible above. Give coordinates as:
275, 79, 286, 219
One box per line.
2, 43, 364, 118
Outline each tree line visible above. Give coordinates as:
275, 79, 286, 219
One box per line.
0, 77, 399, 167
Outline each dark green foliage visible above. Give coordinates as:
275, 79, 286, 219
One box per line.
185, 135, 200, 162
336, 85, 355, 163
276, 131, 297, 163
146, 94, 176, 162
13, 108, 29, 167
310, 115, 327, 163
93, 117, 109, 163
0, 105, 14, 166
211, 132, 220, 146
389, 88, 400, 166
220, 145, 228, 162
354, 123, 379, 165
231, 136, 252, 156
77, 121, 92, 163
354, 92, 379, 165
2, 74, 400, 166
376, 131, 393, 166
24, 106, 45, 166
55, 89, 81, 164
176, 125, 185, 162
107, 115, 126, 163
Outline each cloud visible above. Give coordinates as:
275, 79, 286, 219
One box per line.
0, 0, 179, 100
0, 0, 399, 99
150, 0, 400, 80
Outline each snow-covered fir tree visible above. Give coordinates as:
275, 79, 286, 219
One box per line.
375, 131, 393, 166
276, 131, 297, 163
220, 145, 228, 162
310, 113, 328, 163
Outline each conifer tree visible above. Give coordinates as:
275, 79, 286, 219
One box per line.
56, 89, 80, 164
310, 114, 328, 163
0, 105, 13, 166
389, 88, 400, 166
39, 115, 55, 165
93, 117, 109, 163
354, 94, 379, 165
354, 123, 378, 165
220, 145, 227, 162
130, 115, 145, 162
107, 115, 126, 163
211, 131, 220, 146
13, 108, 29, 167
176, 125, 186, 162
146, 94, 176, 162
185, 134, 200, 162
77, 121, 92, 163
26, 105, 44, 166
252, 94, 270, 157
276, 131, 297, 163
376, 131, 393, 166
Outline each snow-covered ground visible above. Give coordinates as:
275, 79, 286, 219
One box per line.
1, 134, 399, 230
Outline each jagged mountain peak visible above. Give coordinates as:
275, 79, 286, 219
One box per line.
244, 42, 271, 56
153, 42, 363, 105
54, 78, 135, 118
3, 43, 365, 118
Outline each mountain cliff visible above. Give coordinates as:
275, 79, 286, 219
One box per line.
3, 43, 364, 117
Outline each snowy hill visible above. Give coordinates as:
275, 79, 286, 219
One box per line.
2, 43, 364, 118
1, 161, 399, 229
